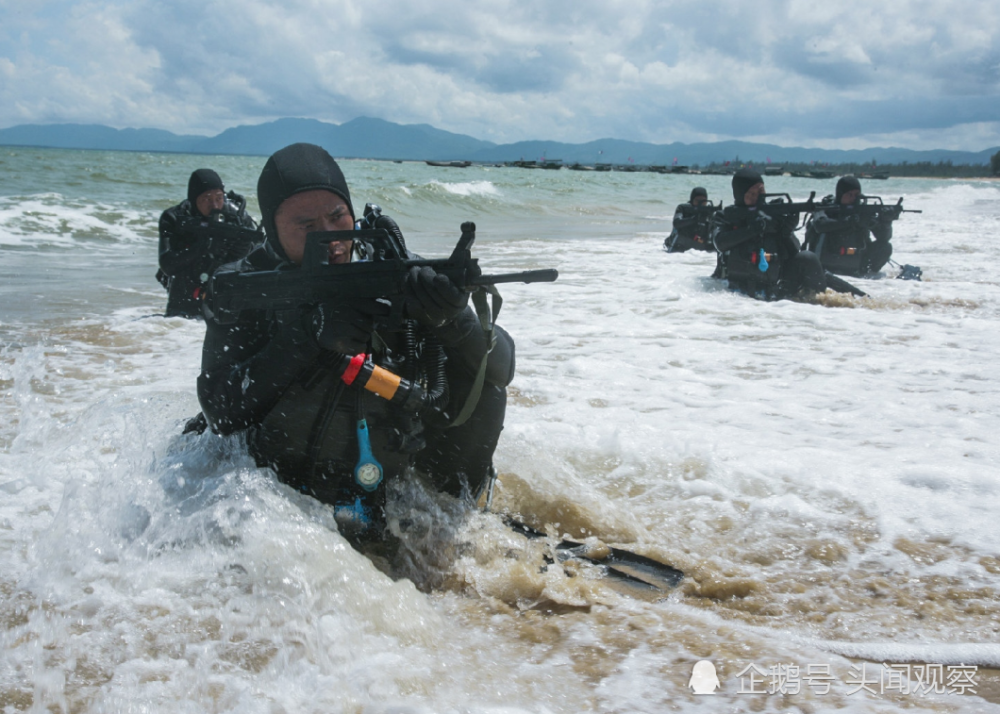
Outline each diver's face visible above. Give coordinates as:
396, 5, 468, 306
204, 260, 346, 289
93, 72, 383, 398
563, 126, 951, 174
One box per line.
195, 188, 225, 217
743, 182, 766, 206
840, 189, 861, 205
274, 190, 354, 265
692, 196, 707, 207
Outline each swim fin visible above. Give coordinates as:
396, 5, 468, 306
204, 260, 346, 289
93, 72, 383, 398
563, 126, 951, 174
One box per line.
503, 517, 684, 592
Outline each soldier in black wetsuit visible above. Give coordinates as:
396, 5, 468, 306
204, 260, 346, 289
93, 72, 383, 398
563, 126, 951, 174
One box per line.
158, 169, 259, 318
711, 168, 826, 300
197, 143, 514, 541
804, 175, 894, 276
664, 187, 716, 253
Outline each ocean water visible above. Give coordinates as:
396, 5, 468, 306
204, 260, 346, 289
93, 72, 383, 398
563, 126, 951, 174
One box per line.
1, 146, 1000, 713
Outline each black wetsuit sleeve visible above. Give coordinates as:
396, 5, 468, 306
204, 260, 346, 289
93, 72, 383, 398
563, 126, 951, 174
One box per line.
809, 210, 852, 235
401, 245, 514, 386
712, 213, 762, 252
871, 217, 893, 242
672, 204, 700, 232
778, 227, 801, 258
158, 205, 208, 277
197, 311, 324, 435
430, 306, 516, 388
712, 206, 767, 253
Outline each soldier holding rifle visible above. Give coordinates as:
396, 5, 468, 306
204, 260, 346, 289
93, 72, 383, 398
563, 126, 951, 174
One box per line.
710, 168, 828, 300
157, 169, 260, 318
196, 143, 526, 543
664, 187, 718, 253
804, 175, 917, 277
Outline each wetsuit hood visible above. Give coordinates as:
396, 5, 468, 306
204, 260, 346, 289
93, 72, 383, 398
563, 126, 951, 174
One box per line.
188, 169, 224, 209
690, 186, 708, 202
257, 143, 355, 261
835, 175, 862, 204
732, 168, 763, 204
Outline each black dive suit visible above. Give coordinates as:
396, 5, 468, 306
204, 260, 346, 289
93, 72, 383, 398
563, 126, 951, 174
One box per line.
197, 240, 515, 534
664, 202, 717, 253
157, 192, 259, 318
804, 201, 894, 277
711, 202, 826, 300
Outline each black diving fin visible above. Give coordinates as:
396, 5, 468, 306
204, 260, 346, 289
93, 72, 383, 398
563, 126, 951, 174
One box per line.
824, 271, 868, 297
503, 517, 684, 592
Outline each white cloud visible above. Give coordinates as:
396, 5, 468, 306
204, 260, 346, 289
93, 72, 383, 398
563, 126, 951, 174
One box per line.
0, 0, 997, 150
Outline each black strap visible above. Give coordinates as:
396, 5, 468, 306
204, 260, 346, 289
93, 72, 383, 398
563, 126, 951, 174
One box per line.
449, 286, 501, 428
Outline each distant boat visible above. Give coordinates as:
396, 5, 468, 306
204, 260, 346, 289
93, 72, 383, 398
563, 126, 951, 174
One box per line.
509, 159, 562, 169
791, 170, 835, 179
567, 163, 595, 171
594, 163, 613, 172
764, 166, 784, 176
425, 160, 471, 168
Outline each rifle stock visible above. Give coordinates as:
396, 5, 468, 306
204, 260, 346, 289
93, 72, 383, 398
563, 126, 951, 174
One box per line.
205, 222, 558, 325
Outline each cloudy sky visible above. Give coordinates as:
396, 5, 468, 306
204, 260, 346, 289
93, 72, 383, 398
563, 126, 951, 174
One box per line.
1, 0, 998, 150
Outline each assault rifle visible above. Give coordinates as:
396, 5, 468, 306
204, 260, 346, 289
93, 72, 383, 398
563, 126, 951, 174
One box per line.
818, 195, 922, 223
177, 213, 264, 265
755, 191, 826, 230
689, 199, 720, 215
204, 221, 558, 326
688, 200, 722, 226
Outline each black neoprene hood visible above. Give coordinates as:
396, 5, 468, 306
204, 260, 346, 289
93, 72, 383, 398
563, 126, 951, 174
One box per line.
731, 168, 763, 203
690, 187, 708, 202
836, 175, 862, 203
187, 169, 224, 206
256, 143, 355, 259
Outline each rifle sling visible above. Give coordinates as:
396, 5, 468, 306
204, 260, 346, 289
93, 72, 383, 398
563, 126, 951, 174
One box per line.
449, 286, 501, 428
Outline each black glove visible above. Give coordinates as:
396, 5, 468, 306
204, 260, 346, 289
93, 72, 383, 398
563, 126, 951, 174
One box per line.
404, 266, 470, 327
307, 299, 389, 354
880, 208, 900, 224
778, 214, 799, 232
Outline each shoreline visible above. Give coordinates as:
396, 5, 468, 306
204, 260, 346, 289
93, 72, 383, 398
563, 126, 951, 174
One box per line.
1, 143, 996, 180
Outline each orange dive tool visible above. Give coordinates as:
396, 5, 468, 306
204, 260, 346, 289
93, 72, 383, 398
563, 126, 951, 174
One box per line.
339, 353, 425, 412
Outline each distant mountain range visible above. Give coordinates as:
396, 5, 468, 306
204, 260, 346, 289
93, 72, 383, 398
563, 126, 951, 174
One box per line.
0, 117, 995, 167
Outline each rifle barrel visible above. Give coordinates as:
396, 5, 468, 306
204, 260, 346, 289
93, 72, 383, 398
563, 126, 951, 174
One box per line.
471, 269, 559, 286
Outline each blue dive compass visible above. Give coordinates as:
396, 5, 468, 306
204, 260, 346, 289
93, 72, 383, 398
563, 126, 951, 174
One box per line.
354, 418, 383, 491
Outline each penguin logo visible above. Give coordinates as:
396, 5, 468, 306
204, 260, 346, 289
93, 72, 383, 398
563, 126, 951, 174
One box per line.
689, 660, 721, 694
